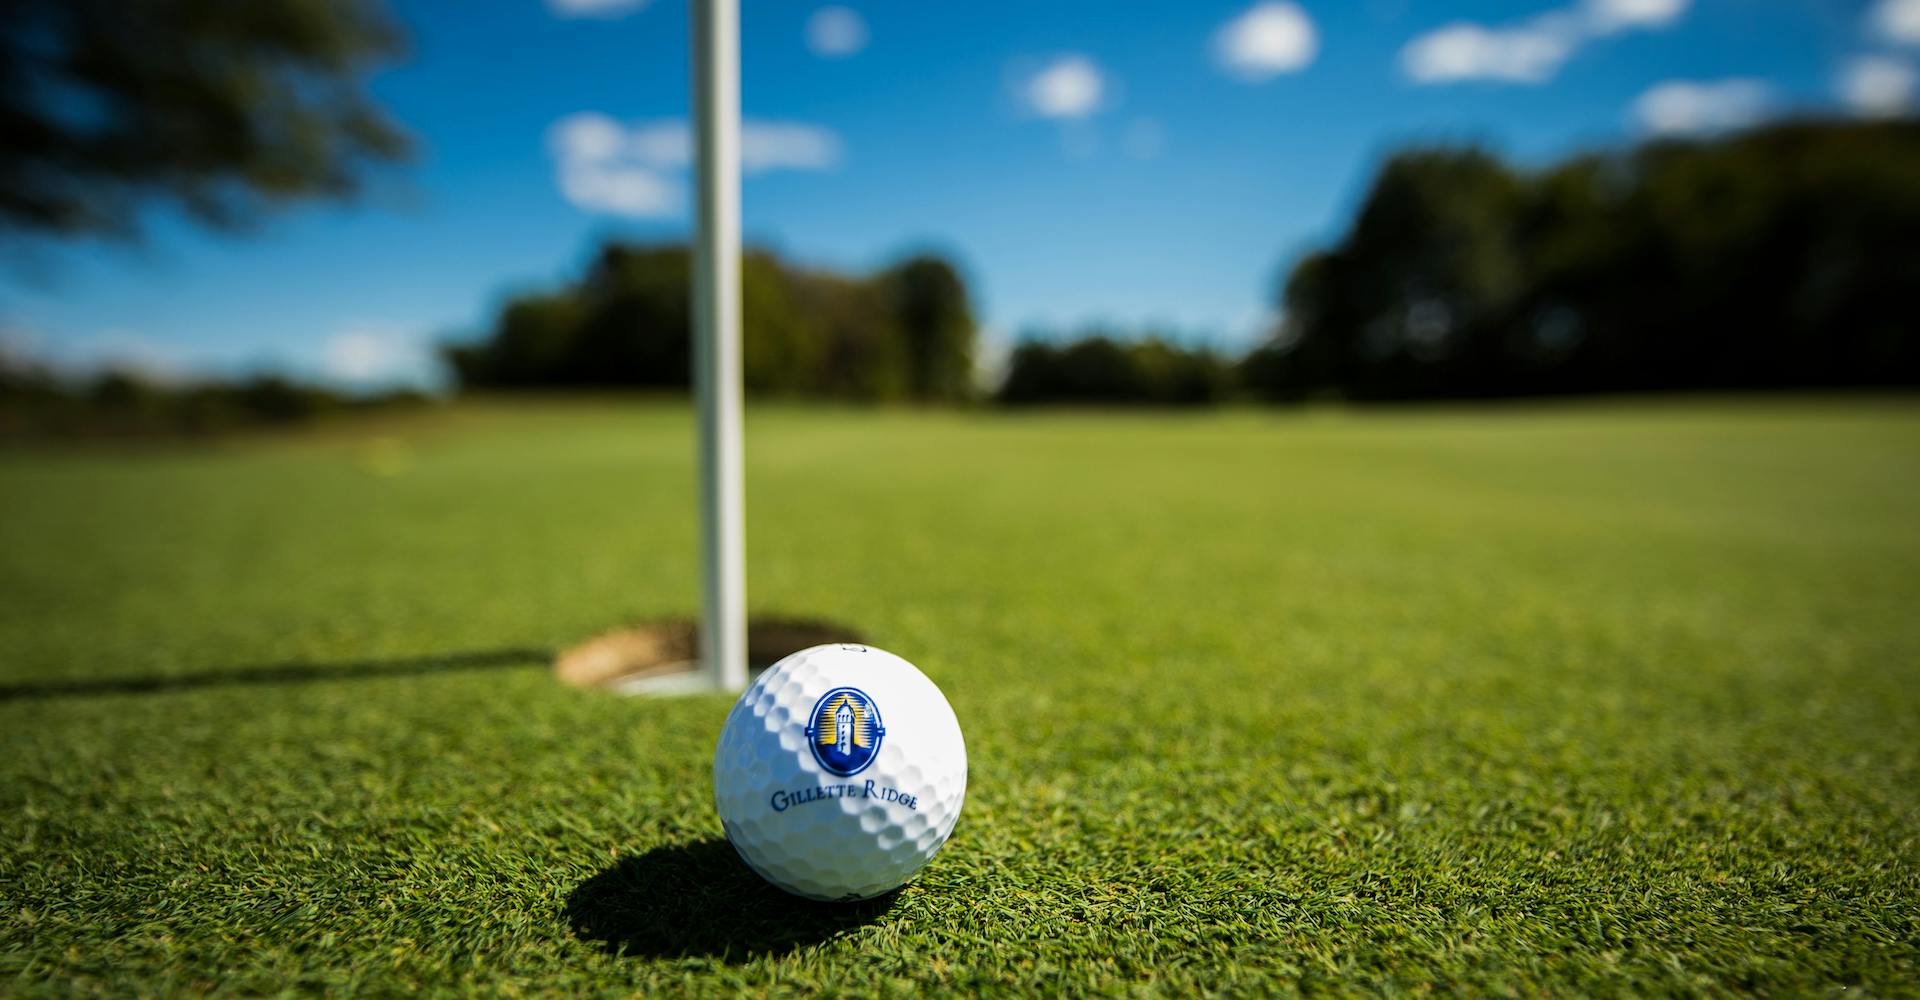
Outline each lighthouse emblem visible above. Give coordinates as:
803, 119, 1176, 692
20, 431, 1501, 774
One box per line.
805, 686, 884, 777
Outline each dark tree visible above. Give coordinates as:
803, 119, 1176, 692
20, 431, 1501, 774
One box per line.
740, 249, 827, 396
794, 268, 908, 402
442, 242, 977, 402
880, 255, 977, 401
997, 333, 1231, 406
442, 292, 584, 389
1244, 119, 1920, 402
1, 0, 411, 239
1240, 252, 1337, 403
571, 244, 694, 387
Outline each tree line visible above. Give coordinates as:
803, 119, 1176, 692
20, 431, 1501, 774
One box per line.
448, 119, 1919, 406
1242, 118, 1920, 402
4, 4, 1916, 413
0, 363, 425, 440
443, 245, 977, 403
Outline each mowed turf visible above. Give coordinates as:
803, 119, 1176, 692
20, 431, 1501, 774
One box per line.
2, 398, 1917, 996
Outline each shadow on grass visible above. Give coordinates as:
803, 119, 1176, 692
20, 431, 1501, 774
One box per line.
0, 647, 548, 702
566, 838, 898, 961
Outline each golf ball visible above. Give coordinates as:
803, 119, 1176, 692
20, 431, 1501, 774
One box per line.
713, 643, 967, 901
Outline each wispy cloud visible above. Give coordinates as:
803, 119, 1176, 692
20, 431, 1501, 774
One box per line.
1585, 0, 1687, 34
1870, 0, 1920, 46
1402, 16, 1579, 84
548, 113, 842, 218
1633, 79, 1770, 135
547, 0, 649, 19
1845, 1, 1920, 118
3, 318, 438, 389
1402, 0, 1689, 85
807, 6, 868, 58
1213, 2, 1319, 81
743, 123, 842, 171
549, 114, 681, 217
1017, 56, 1107, 119
1840, 55, 1918, 116
323, 328, 428, 386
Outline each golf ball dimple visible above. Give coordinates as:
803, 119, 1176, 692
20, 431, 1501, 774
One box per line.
713, 643, 967, 901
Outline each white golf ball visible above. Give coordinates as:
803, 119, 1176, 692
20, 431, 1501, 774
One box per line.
712, 643, 967, 901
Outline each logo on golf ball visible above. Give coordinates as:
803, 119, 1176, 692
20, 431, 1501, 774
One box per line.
806, 687, 885, 776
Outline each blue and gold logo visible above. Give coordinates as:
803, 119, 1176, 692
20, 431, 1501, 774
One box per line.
806, 687, 885, 776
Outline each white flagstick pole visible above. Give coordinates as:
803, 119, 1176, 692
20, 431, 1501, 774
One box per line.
692, 0, 747, 692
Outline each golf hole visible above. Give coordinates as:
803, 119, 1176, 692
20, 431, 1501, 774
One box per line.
555, 617, 865, 692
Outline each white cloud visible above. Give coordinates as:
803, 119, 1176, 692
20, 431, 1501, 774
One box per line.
548, 0, 648, 18
1584, 0, 1687, 34
1402, 0, 1687, 85
549, 113, 681, 217
620, 121, 691, 167
973, 328, 1012, 394
0, 322, 440, 389
1401, 14, 1580, 84
1214, 2, 1319, 81
1840, 54, 1919, 116
557, 161, 679, 217
740, 122, 842, 171
548, 113, 841, 218
1019, 55, 1106, 119
323, 328, 424, 385
1633, 78, 1770, 135
1871, 0, 1920, 46
807, 6, 868, 58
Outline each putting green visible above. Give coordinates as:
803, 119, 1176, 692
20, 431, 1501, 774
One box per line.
3, 398, 1916, 995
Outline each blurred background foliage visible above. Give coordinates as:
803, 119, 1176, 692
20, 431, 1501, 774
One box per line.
0, 363, 423, 440
445, 118, 1920, 407
1246, 119, 1920, 402
1, 0, 1916, 439
440, 246, 977, 402
0, 0, 409, 240
997, 336, 1234, 407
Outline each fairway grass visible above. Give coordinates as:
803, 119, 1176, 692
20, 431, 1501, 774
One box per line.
2, 398, 1916, 995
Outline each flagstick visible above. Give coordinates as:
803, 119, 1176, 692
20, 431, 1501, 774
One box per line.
691, 0, 747, 692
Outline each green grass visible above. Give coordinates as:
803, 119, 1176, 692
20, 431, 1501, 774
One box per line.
2, 397, 1917, 996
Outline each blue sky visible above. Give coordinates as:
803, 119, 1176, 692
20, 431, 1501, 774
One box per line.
2, 0, 1915, 388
